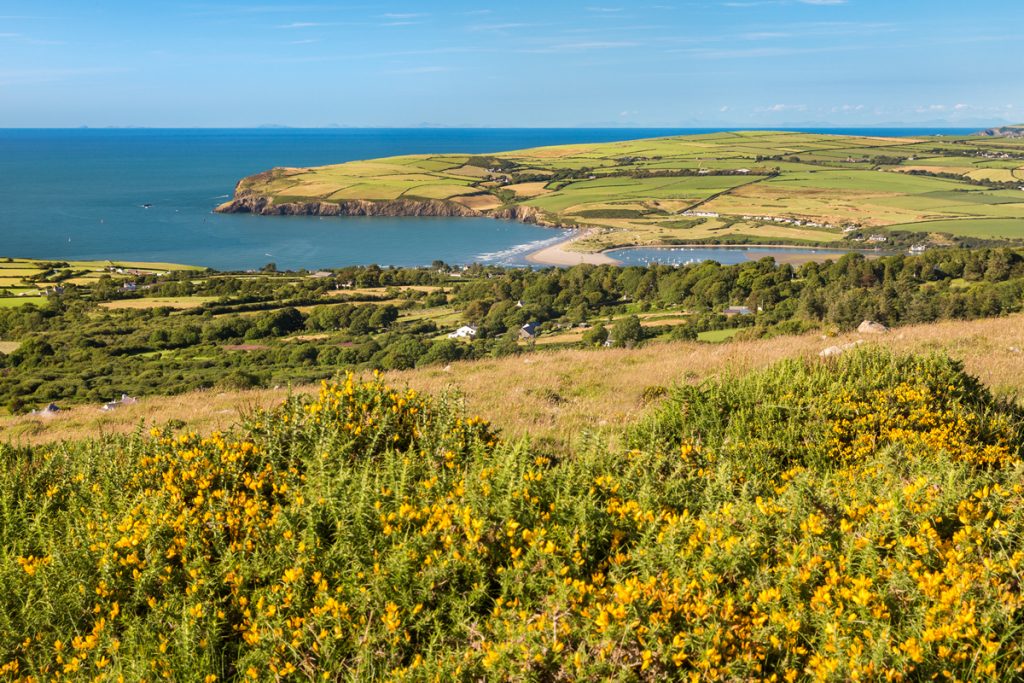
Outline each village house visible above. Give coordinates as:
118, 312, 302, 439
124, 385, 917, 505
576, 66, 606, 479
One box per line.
447, 325, 478, 340
519, 322, 539, 340
724, 306, 753, 316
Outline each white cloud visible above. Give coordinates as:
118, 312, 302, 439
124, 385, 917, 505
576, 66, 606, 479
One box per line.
680, 44, 855, 59
276, 21, 327, 28
520, 41, 639, 53
757, 103, 807, 112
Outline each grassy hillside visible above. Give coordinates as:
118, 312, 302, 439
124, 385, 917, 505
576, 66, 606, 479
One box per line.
6, 312, 1023, 452
3, 349, 1024, 680
221, 131, 1024, 251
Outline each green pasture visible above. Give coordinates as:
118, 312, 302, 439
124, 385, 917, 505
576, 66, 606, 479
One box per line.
0, 298, 38, 308
884, 218, 1024, 239
698, 328, 741, 342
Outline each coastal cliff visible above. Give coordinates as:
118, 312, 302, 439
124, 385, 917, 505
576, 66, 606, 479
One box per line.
215, 194, 483, 218
215, 187, 564, 228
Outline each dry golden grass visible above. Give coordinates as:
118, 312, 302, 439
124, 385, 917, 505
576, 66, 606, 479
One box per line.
452, 194, 503, 212
505, 182, 552, 198
324, 285, 443, 297
99, 296, 218, 310
3, 314, 1022, 450
447, 165, 490, 178
0, 341, 19, 354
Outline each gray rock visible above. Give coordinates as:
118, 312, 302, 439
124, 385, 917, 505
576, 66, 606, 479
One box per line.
857, 320, 889, 334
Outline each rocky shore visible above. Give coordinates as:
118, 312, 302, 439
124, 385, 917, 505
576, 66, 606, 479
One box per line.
215, 195, 482, 218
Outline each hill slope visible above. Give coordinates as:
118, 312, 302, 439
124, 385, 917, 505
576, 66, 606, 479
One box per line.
217, 131, 1024, 250
5, 312, 1022, 451
3, 348, 1024, 680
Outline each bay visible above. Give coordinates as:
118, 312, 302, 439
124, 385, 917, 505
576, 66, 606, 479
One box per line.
0, 128, 976, 270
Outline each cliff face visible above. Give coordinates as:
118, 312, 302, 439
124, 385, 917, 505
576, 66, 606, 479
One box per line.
215, 194, 483, 218
490, 204, 563, 228
214, 166, 566, 230
214, 191, 569, 232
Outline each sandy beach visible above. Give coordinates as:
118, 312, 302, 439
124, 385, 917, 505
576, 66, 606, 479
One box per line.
525, 230, 621, 266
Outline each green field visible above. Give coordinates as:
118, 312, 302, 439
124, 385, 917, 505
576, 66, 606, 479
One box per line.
0, 298, 38, 308
884, 217, 1024, 238
698, 328, 742, 343
221, 130, 1024, 251
0, 258, 201, 302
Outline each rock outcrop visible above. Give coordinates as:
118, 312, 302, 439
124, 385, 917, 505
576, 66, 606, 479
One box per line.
490, 204, 565, 228
819, 340, 866, 359
857, 320, 889, 335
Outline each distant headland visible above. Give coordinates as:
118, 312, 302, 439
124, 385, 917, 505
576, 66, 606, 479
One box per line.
217, 130, 1024, 258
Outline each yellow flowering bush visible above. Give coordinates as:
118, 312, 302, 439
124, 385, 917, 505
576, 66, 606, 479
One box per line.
2, 353, 1024, 681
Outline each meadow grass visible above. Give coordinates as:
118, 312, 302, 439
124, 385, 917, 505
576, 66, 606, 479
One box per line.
5, 312, 1023, 453
697, 328, 740, 342
0, 299, 37, 308
98, 296, 219, 311
884, 218, 1024, 239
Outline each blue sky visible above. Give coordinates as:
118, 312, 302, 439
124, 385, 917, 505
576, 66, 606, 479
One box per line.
1, 0, 1021, 127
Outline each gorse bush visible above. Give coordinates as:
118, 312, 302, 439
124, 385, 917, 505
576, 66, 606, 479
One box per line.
3, 352, 1024, 681
630, 350, 1023, 474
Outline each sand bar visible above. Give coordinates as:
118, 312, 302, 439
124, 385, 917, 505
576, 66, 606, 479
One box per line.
525, 230, 620, 266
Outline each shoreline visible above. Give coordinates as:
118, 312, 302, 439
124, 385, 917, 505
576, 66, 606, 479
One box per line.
524, 234, 887, 268
605, 243, 887, 266
524, 229, 621, 266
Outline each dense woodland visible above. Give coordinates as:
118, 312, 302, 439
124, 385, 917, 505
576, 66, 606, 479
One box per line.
2, 248, 1023, 412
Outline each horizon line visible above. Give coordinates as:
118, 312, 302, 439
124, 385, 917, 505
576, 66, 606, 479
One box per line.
0, 124, 1002, 131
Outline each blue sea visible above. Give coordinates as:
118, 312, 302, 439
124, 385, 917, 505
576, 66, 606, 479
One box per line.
0, 128, 976, 270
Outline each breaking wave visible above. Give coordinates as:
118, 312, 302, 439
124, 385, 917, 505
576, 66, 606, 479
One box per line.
474, 230, 576, 265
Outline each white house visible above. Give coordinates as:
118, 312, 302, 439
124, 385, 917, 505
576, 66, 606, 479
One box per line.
448, 325, 478, 340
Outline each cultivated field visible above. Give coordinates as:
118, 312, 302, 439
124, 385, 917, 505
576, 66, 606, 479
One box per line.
223, 131, 1024, 251
0, 258, 198, 303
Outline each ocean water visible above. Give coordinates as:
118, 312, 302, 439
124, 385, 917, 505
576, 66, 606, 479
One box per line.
0, 128, 976, 270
